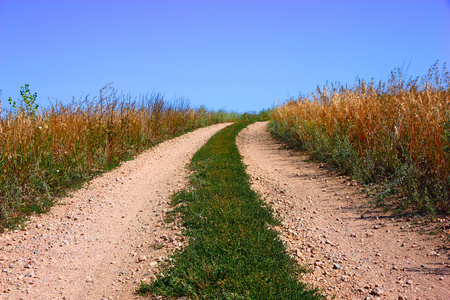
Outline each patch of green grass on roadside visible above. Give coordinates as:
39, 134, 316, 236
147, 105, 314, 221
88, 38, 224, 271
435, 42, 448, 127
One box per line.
138, 122, 324, 299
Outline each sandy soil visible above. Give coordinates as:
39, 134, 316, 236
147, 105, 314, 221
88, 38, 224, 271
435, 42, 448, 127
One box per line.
237, 122, 449, 300
0, 123, 231, 300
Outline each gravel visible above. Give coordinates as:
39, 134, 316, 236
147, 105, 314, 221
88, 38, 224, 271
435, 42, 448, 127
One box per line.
236, 121, 450, 300
0, 123, 231, 299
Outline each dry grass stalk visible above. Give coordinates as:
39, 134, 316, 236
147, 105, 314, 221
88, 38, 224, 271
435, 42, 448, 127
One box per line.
270, 62, 450, 213
0, 86, 237, 230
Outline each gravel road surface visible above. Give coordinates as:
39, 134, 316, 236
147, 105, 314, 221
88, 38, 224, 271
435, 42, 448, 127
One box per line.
237, 121, 449, 300
0, 123, 231, 300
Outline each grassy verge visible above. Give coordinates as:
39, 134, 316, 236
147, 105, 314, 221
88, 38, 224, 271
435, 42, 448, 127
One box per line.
0, 85, 239, 231
138, 122, 323, 299
269, 62, 449, 215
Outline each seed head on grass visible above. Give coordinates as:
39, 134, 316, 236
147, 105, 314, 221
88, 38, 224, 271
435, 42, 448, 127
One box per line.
0, 84, 238, 231
269, 62, 450, 214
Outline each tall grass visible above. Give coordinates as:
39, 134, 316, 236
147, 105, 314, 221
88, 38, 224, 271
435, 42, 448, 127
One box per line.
0, 85, 238, 230
270, 62, 450, 214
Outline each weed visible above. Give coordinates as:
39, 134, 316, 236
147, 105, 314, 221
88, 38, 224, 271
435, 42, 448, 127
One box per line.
0, 85, 239, 231
8, 84, 39, 118
270, 62, 450, 214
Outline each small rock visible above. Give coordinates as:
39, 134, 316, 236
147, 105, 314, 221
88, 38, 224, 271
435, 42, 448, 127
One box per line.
373, 225, 380, 229
406, 279, 413, 285
138, 255, 147, 262
427, 250, 439, 256
36, 224, 43, 229
333, 263, 341, 269
370, 287, 383, 296
314, 261, 323, 267
149, 261, 158, 267
86, 277, 94, 283
398, 296, 407, 300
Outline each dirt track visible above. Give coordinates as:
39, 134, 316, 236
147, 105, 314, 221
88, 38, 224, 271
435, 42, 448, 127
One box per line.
1, 121, 449, 300
0, 123, 231, 300
237, 122, 449, 300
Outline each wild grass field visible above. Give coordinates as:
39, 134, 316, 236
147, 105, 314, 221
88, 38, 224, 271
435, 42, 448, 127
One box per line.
1, 66, 448, 299
0, 85, 239, 230
270, 63, 450, 215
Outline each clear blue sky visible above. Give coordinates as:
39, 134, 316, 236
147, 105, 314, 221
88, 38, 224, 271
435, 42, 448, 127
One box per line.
1, 0, 449, 113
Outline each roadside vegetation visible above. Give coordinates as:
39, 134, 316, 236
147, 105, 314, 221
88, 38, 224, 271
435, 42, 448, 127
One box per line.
270, 62, 450, 215
138, 122, 323, 299
0, 85, 238, 230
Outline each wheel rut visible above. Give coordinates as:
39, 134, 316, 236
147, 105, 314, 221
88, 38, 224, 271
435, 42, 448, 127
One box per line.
237, 121, 449, 300
0, 123, 231, 300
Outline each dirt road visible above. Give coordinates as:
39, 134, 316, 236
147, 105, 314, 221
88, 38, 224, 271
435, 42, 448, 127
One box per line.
0, 123, 231, 300
237, 121, 449, 300
1, 121, 448, 300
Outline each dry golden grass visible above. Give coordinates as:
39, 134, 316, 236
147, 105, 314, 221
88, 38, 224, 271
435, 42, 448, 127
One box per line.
270, 63, 450, 214
0, 86, 238, 230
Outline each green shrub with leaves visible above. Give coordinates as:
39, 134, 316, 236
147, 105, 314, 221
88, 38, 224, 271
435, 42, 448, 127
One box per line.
8, 84, 39, 118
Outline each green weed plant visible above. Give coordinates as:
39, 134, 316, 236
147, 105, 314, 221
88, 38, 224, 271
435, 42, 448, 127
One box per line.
8, 84, 39, 118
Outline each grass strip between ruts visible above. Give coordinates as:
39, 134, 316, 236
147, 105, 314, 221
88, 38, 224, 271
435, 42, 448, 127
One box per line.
138, 122, 324, 299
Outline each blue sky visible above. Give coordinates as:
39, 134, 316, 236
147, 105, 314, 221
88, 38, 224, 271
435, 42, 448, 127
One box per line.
1, 0, 449, 113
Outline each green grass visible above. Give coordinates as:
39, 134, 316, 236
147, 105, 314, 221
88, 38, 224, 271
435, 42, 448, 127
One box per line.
138, 122, 323, 300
